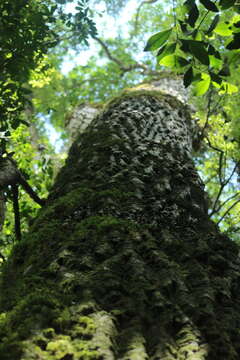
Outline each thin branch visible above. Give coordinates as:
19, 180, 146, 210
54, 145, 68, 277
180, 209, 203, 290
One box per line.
217, 198, 240, 226
93, 36, 124, 68
199, 88, 222, 143
134, 0, 159, 34
206, 137, 224, 184
206, 137, 239, 216
18, 175, 46, 207
197, 10, 210, 31
200, 87, 213, 138
209, 160, 239, 216
92, 36, 160, 76
212, 192, 240, 215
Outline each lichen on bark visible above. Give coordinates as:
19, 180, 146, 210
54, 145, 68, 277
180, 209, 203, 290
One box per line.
0, 89, 240, 359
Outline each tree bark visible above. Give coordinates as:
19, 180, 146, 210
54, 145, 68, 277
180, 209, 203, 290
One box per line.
1, 88, 240, 360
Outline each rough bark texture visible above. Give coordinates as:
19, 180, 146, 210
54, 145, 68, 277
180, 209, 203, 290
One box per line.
0, 89, 240, 360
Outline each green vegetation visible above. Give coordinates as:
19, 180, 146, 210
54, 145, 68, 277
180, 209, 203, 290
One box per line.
0, 0, 239, 253
1, 2, 240, 356
145, 0, 240, 95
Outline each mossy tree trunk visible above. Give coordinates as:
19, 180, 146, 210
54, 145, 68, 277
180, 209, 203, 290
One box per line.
1, 89, 240, 360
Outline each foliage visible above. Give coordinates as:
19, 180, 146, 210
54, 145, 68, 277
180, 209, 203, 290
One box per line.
142, 0, 240, 239
1, 0, 240, 261
145, 0, 240, 95
0, 0, 96, 259
0, 0, 96, 152
0, 123, 59, 261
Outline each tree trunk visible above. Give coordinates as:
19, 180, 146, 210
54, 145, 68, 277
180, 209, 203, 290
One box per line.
1, 88, 240, 360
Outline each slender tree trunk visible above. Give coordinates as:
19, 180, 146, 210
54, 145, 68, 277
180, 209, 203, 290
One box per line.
1, 88, 240, 360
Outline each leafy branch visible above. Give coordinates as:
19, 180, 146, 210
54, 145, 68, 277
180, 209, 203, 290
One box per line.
144, 0, 240, 95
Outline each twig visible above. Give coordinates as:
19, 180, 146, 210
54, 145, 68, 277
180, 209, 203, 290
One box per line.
209, 161, 239, 216
217, 198, 240, 226
92, 36, 160, 76
206, 137, 224, 183
197, 10, 210, 31
134, 0, 159, 34
211, 192, 240, 216
199, 88, 222, 142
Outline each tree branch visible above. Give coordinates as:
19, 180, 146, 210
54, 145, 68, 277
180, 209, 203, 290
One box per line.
12, 184, 21, 241
209, 160, 239, 217
206, 138, 239, 217
92, 36, 159, 76
212, 192, 240, 216
217, 198, 240, 226
134, 0, 159, 33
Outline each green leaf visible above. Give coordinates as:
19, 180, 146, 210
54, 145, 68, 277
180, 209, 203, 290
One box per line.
192, 73, 202, 82
200, 0, 219, 12
180, 39, 209, 65
188, 6, 200, 27
233, 21, 240, 28
192, 29, 202, 40
219, 0, 236, 10
209, 71, 222, 84
184, 0, 199, 27
157, 43, 176, 61
209, 55, 223, 69
180, 39, 190, 52
205, 14, 220, 34
11, 119, 20, 130
183, 67, 194, 87
144, 28, 172, 51
193, 73, 211, 95
184, 0, 195, 12
178, 20, 189, 34
189, 41, 209, 66
218, 65, 230, 77
219, 82, 238, 94
20, 119, 30, 127
226, 33, 240, 50
214, 22, 232, 36
208, 44, 221, 59
160, 55, 190, 68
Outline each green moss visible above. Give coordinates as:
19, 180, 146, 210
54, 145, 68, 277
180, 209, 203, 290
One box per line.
0, 300, 110, 359
70, 316, 96, 339
22, 306, 113, 360
35, 188, 136, 228
46, 335, 74, 358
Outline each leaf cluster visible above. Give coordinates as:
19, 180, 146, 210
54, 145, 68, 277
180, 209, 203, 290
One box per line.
145, 0, 240, 95
0, 0, 96, 153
